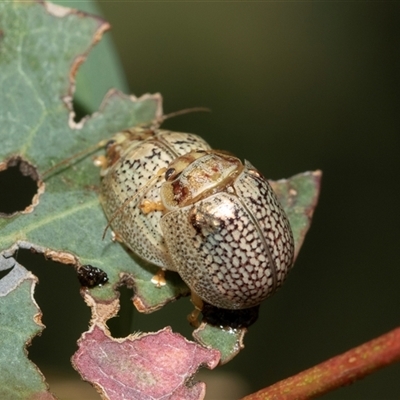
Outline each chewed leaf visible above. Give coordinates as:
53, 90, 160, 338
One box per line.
72, 325, 220, 400
53, 0, 129, 112
193, 323, 246, 365
0, 1, 188, 313
270, 170, 322, 260
0, 255, 55, 399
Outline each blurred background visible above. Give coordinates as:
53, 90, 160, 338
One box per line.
25, 1, 400, 399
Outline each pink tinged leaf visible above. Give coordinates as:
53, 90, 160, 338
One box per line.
72, 325, 220, 400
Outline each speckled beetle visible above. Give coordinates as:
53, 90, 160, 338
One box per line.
98, 129, 295, 310
160, 150, 294, 309
98, 127, 212, 272
44, 109, 295, 312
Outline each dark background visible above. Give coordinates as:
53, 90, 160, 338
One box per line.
26, 2, 400, 399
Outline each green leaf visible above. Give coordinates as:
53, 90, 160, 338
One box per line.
0, 256, 54, 399
0, 1, 190, 394
193, 323, 246, 365
270, 170, 322, 261
51, 0, 129, 112
0, 1, 187, 312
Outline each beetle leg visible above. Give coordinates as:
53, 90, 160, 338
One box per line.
140, 199, 165, 214
151, 268, 166, 287
93, 155, 107, 169
138, 167, 167, 214
110, 230, 123, 243
188, 292, 204, 328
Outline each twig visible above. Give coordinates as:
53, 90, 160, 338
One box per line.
241, 327, 400, 400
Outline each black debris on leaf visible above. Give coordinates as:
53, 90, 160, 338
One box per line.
77, 265, 108, 288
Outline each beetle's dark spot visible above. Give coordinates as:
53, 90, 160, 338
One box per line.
105, 139, 116, 150
165, 167, 175, 180
189, 207, 203, 235
188, 205, 222, 237
77, 265, 108, 288
0, 156, 42, 217
201, 302, 260, 329
172, 181, 189, 202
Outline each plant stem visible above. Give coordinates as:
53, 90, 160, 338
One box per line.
241, 327, 400, 400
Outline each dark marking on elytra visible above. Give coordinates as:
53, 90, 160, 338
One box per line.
172, 180, 189, 203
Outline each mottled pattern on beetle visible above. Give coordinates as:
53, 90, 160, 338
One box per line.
233, 163, 294, 290
100, 129, 211, 269
157, 131, 211, 156
161, 192, 278, 309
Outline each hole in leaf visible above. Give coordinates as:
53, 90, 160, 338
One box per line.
107, 283, 194, 340
134, 297, 194, 340
15, 249, 95, 398
72, 99, 89, 124
0, 265, 14, 280
0, 157, 41, 217
107, 285, 135, 338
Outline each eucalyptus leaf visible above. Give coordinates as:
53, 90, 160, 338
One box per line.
0, 4, 321, 397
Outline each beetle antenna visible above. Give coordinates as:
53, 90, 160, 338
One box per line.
151, 107, 211, 127
43, 107, 210, 179
42, 139, 109, 180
